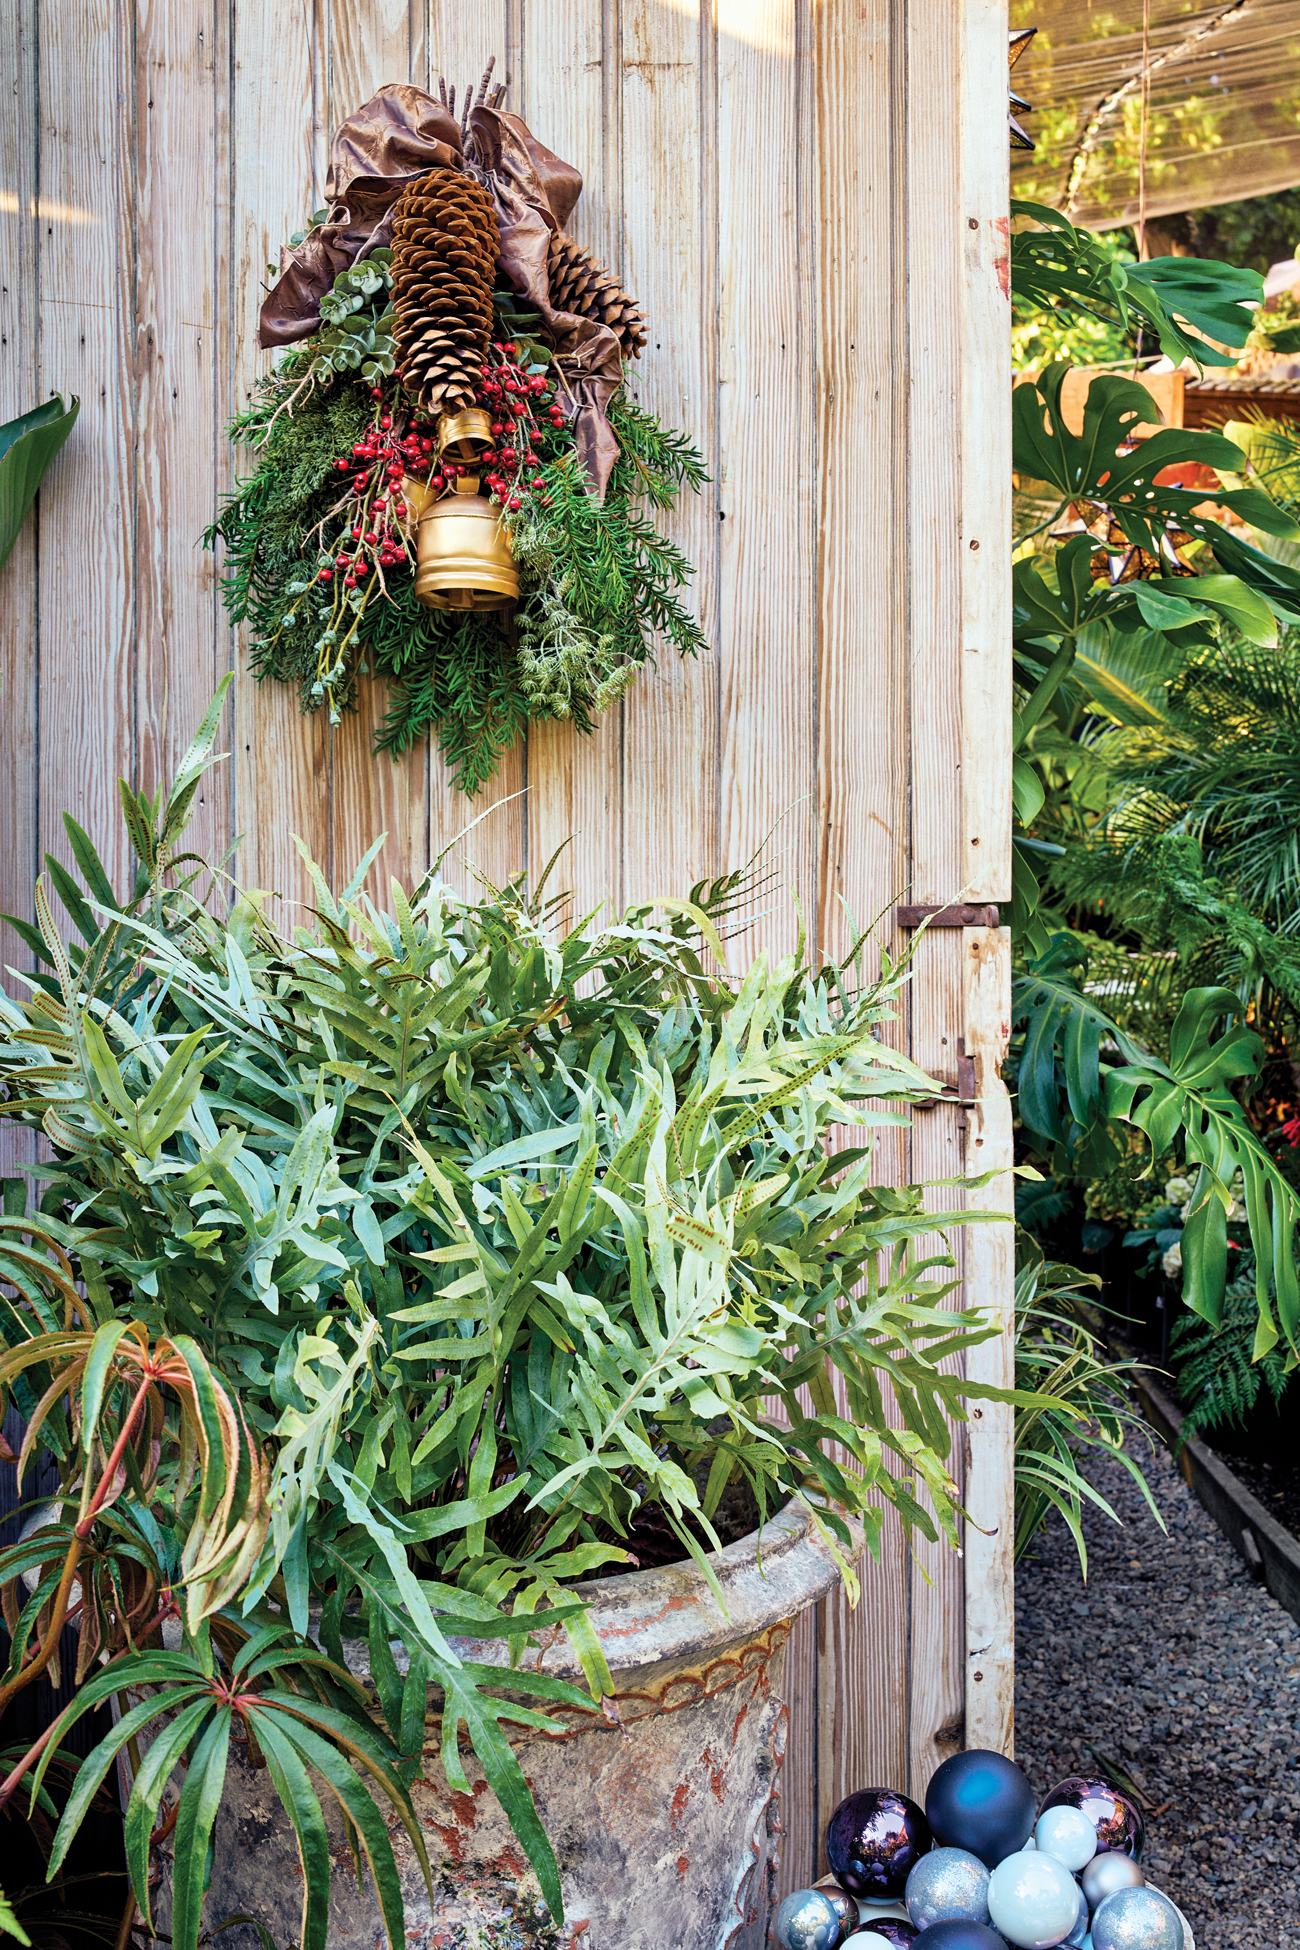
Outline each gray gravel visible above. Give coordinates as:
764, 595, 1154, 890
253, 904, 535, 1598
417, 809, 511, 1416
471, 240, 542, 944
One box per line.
1014, 1438, 1300, 1950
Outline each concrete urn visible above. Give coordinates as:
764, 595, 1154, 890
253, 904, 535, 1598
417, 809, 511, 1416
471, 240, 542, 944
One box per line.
158, 1501, 855, 1950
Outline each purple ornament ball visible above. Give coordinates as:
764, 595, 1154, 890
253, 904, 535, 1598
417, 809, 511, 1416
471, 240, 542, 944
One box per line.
1038, 1778, 1144, 1860
826, 1789, 933, 1900
862, 1925, 919, 1948
911, 1926, 1004, 1950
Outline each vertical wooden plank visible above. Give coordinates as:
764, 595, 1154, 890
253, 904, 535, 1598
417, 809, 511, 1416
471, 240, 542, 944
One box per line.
904, 0, 970, 1801
328, 0, 428, 903
0, 0, 43, 1180
135, 0, 226, 870
229, 0, 332, 926
715, 0, 815, 967
35, 0, 135, 924
519, 0, 622, 928
960, 0, 1012, 903
778, 1601, 819, 1894
0, 0, 41, 999
619, 0, 718, 910
812, 0, 914, 1838
963, 926, 1015, 1754
424, 0, 528, 901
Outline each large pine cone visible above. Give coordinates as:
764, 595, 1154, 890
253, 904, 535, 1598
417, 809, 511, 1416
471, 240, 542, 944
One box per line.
391, 167, 501, 413
547, 232, 647, 360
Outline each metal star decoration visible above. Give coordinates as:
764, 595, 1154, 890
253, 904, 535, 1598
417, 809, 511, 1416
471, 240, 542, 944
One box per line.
1009, 25, 1036, 150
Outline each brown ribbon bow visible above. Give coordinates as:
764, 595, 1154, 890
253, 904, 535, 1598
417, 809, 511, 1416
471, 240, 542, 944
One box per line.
258, 82, 625, 498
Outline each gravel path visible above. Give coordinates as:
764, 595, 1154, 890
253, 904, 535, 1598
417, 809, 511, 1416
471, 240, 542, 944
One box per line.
1014, 1439, 1300, 1950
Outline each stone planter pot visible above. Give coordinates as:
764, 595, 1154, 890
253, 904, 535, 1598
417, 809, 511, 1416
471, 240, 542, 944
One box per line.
152, 1500, 856, 1950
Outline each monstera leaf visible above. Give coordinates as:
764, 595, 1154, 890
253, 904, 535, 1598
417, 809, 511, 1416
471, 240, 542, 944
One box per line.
0, 396, 78, 574
1011, 202, 1261, 368
1013, 949, 1300, 1348
1012, 365, 1296, 560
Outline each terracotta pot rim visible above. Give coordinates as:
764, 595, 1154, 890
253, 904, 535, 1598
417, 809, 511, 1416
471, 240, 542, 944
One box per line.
453, 1496, 862, 1681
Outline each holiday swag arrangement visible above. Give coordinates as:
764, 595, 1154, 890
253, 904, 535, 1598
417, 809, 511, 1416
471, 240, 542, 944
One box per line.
209, 64, 705, 792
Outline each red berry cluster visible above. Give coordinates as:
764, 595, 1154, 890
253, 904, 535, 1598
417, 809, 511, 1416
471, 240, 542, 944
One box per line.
474, 341, 564, 511
322, 386, 449, 587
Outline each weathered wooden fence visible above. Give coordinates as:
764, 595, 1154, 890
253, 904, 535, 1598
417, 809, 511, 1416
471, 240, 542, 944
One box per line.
0, 0, 1014, 1894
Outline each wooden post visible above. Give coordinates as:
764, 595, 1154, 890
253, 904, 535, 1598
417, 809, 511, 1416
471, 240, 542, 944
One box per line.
963, 925, 1016, 1755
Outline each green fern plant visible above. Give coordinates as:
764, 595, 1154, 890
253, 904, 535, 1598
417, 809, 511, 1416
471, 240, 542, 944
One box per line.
1171, 1268, 1290, 1440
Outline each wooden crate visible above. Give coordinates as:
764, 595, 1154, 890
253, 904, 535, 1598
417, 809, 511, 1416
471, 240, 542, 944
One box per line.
0, 0, 1014, 1891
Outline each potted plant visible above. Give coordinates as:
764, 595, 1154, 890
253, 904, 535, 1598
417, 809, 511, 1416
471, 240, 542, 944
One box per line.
0, 688, 1020, 1950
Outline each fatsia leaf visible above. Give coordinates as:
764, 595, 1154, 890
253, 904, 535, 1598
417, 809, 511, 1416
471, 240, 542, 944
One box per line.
0, 396, 78, 574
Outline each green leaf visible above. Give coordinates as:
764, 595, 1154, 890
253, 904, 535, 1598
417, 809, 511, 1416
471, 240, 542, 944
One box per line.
0, 396, 78, 574
169, 1707, 233, 1950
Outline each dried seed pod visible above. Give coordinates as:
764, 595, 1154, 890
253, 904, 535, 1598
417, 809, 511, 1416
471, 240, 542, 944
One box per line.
391, 166, 501, 413
547, 231, 648, 360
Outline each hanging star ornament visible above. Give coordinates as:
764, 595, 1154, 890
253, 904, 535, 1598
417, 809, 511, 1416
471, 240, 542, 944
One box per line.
1009, 25, 1036, 150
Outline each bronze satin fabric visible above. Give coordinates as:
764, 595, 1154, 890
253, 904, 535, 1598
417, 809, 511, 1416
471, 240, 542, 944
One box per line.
259, 83, 625, 497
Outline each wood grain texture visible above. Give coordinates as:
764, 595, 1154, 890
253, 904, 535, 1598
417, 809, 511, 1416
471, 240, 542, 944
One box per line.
962, 925, 1015, 1756
619, 0, 718, 911
135, 0, 226, 868
36, 0, 135, 924
0, 0, 41, 993
960, 0, 1012, 901
716, 0, 815, 968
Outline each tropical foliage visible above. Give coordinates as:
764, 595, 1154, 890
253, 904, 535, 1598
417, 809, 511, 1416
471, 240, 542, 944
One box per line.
0, 397, 78, 575
0, 688, 1034, 1944
1005, 208, 1300, 1373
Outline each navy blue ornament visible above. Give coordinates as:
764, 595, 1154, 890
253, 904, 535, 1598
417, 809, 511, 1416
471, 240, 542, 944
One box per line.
827, 1789, 933, 1899
911, 1925, 1005, 1950
1038, 1779, 1144, 1861
924, 1750, 1036, 1870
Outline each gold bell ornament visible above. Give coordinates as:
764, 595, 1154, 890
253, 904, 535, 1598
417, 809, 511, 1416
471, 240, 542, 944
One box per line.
402, 406, 519, 612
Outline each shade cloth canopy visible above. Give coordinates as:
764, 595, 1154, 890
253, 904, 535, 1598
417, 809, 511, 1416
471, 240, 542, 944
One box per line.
1011, 0, 1300, 230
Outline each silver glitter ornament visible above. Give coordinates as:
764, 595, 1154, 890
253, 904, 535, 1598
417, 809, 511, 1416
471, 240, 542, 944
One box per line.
1090, 1887, 1183, 1950
905, 1846, 992, 1929
774, 1888, 848, 1950
1081, 1853, 1145, 1911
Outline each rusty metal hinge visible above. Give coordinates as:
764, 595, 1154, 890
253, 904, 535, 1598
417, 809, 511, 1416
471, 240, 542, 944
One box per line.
897, 902, 1000, 929
913, 1036, 977, 1118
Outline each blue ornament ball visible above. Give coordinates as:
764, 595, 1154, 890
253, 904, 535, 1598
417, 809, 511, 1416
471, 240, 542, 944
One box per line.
774, 1887, 850, 1950
911, 1925, 1005, 1950
987, 1850, 1080, 1949
924, 1750, 1037, 1870
1038, 1779, 1144, 1861
827, 1789, 933, 1900
1035, 1805, 1098, 1874
1090, 1886, 1183, 1950
905, 1847, 992, 1930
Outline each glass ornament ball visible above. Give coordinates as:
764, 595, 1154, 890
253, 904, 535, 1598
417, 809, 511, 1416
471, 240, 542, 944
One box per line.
844, 1938, 897, 1950
911, 1925, 1005, 1950
924, 1750, 1037, 1869
827, 1789, 933, 1899
774, 1888, 852, 1950
1038, 1780, 1144, 1860
812, 1883, 858, 1938
1080, 1854, 1145, 1912
987, 1849, 1081, 1949
852, 1923, 918, 1948
1062, 1884, 1089, 1949
1090, 1887, 1183, 1950
1035, 1806, 1098, 1874
905, 1848, 992, 1930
